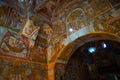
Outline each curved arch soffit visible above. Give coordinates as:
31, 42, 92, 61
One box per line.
55, 32, 120, 64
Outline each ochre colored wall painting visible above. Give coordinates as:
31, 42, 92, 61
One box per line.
90, 0, 111, 16
94, 5, 120, 35
0, 4, 40, 43
0, 5, 24, 33
0, 0, 120, 80
55, 63, 66, 80
0, 57, 47, 80
0, 31, 29, 58
48, 41, 64, 62
22, 19, 40, 40
29, 44, 47, 63
66, 8, 86, 35
54, 3, 120, 80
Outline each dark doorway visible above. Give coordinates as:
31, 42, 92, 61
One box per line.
64, 40, 120, 80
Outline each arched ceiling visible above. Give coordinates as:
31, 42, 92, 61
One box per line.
1, 0, 83, 25
0, 0, 85, 46
0, 0, 120, 64
1, 0, 120, 43
56, 32, 120, 64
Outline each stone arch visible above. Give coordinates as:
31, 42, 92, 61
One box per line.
56, 32, 120, 63
54, 32, 120, 80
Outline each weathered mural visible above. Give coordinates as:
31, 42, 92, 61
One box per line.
0, 5, 24, 33
0, 4, 40, 42
55, 63, 66, 80
66, 8, 86, 35
0, 0, 120, 80
0, 57, 47, 80
22, 19, 40, 40
48, 41, 64, 62
0, 31, 29, 58
90, 0, 111, 17
94, 5, 120, 36
55, 2, 120, 77
29, 44, 47, 63
35, 23, 53, 46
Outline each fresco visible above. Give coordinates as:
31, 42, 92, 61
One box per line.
96, 5, 120, 36
55, 63, 66, 80
29, 44, 47, 63
67, 0, 112, 21
0, 5, 24, 33
90, 0, 111, 17
0, 1, 120, 80
84, 6, 94, 20
72, 0, 111, 21
52, 22, 66, 36
22, 19, 40, 40
98, 5, 120, 23
7, 8, 19, 29
0, 57, 47, 80
38, 23, 52, 39
0, 5, 8, 26
80, 1, 95, 21
35, 23, 53, 47
66, 8, 86, 36
48, 41, 64, 62
0, 31, 29, 58
29, 40, 64, 63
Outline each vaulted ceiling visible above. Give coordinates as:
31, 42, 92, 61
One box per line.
1, 0, 83, 25
0, 0, 85, 46
0, 0, 120, 64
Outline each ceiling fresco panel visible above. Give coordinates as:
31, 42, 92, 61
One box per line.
0, 31, 29, 59
97, 5, 120, 36
0, 57, 48, 80
22, 19, 40, 40
29, 45, 47, 63
66, 8, 87, 37
90, 0, 111, 19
